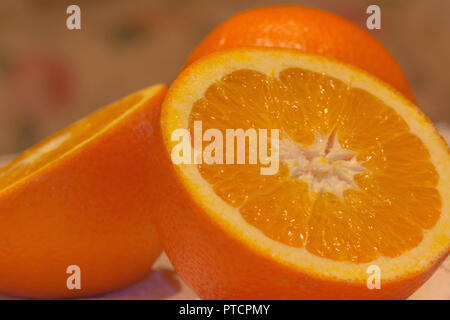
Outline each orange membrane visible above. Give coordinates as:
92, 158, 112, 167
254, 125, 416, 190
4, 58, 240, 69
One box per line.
0, 93, 143, 192
189, 68, 441, 263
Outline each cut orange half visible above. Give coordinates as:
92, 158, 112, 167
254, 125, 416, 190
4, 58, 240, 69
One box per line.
0, 84, 166, 298
152, 49, 450, 299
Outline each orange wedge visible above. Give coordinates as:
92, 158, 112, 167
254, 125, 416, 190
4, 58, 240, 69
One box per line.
150, 49, 450, 299
0, 84, 167, 298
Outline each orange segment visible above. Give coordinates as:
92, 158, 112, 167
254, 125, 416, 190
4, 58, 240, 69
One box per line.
0, 85, 167, 298
157, 49, 450, 299
240, 180, 313, 248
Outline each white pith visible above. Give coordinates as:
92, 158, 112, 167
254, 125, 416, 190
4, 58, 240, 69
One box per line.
279, 131, 366, 199
0, 132, 71, 178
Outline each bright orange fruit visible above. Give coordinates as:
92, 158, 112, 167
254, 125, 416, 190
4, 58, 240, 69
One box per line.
0, 85, 167, 298
150, 49, 449, 299
186, 5, 415, 103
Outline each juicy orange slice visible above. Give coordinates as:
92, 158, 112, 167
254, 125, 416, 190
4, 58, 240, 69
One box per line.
0, 85, 166, 298
157, 49, 450, 299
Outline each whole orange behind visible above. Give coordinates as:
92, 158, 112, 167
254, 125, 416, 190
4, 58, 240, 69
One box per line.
0, 85, 166, 298
186, 5, 415, 102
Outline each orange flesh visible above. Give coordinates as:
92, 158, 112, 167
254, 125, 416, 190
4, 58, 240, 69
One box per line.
0, 93, 143, 192
188, 68, 441, 263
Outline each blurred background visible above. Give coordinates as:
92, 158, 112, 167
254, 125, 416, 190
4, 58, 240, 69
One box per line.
0, 0, 449, 155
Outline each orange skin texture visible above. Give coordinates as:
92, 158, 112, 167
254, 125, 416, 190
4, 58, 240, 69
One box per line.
147, 68, 445, 299
0, 87, 167, 299
186, 5, 416, 103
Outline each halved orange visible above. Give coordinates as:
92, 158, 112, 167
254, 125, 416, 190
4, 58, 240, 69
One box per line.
0, 84, 166, 298
151, 49, 450, 299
